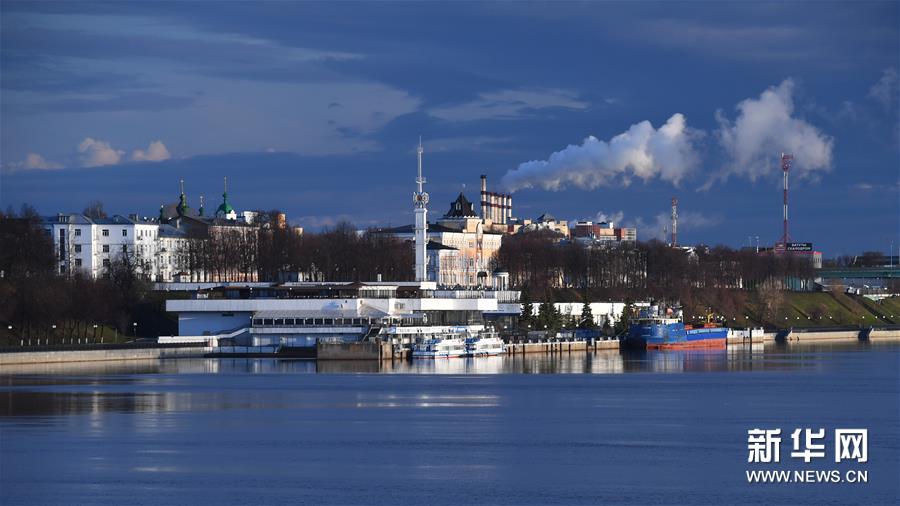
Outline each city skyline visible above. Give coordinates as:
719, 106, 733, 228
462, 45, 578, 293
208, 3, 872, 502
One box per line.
1, 2, 898, 255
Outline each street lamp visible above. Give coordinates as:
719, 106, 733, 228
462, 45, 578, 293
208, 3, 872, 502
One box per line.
132, 322, 137, 337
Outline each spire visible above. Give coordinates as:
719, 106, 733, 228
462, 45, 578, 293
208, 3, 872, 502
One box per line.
413, 137, 429, 282
159, 204, 164, 222
199, 195, 205, 217
216, 176, 235, 219
177, 178, 190, 217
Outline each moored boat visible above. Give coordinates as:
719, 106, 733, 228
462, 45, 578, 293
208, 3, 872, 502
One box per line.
465, 333, 506, 356
623, 306, 727, 350
412, 334, 467, 358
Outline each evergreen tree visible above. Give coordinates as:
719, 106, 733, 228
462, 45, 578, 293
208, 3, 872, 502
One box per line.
614, 301, 634, 335
520, 301, 534, 329
551, 304, 563, 331
537, 299, 552, 330
579, 301, 595, 329
519, 287, 533, 329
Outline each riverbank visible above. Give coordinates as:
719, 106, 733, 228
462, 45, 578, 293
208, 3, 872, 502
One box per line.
1, 327, 898, 365
0, 343, 209, 366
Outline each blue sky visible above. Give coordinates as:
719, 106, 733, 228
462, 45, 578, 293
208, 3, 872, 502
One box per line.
1, 1, 897, 255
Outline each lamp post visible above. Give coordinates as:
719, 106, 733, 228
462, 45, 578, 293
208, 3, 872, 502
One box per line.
51, 324, 57, 345
132, 322, 137, 338
10, 325, 20, 347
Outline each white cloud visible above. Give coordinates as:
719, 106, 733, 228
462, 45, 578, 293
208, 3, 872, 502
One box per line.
500, 113, 701, 192
0, 152, 63, 173
131, 140, 171, 162
868, 67, 898, 109
429, 88, 589, 122
714, 79, 833, 185
591, 210, 625, 226
24, 153, 63, 170
78, 137, 124, 167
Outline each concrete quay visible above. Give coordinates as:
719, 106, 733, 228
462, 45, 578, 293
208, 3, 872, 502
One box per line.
2, 328, 897, 366
0, 345, 209, 366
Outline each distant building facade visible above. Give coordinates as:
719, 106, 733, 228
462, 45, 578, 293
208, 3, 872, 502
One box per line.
382, 193, 504, 287
43, 179, 259, 282
572, 220, 636, 245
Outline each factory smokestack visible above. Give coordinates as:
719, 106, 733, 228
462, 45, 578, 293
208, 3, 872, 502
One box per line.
479, 174, 513, 225
480, 175, 488, 221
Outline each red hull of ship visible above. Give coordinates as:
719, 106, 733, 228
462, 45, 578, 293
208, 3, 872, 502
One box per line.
647, 338, 727, 350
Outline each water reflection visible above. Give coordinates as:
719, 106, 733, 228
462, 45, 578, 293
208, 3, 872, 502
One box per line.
0, 342, 893, 418
1, 341, 896, 506
0, 341, 895, 379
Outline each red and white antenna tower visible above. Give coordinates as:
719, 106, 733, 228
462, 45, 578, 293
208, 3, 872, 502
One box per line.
671, 197, 678, 247
780, 153, 793, 246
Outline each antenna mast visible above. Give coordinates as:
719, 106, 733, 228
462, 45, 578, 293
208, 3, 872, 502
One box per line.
780, 153, 793, 246
416, 136, 425, 194
671, 197, 678, 247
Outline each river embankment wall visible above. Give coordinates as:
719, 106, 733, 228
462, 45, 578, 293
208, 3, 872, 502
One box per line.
0, 345, 209, 366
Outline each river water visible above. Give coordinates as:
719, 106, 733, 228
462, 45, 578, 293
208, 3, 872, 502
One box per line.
1, 342, 898, 505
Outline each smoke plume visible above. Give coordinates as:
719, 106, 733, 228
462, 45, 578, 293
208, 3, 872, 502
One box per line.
715, 79, 833, 184
500, 113, 700, 192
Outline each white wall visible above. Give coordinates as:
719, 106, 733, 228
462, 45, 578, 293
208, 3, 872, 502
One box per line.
178, 311, 252, 336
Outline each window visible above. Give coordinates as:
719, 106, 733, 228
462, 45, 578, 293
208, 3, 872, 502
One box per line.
122, 229, 127, 237
122, 245, 127, 253
252, 319, 263, 326
74, 244, 82, 253
102, 245, 110, 253
75, 258, 82, 267
102, 229, 109, 237
102, 258, 110, 267
74, 229, 81, 237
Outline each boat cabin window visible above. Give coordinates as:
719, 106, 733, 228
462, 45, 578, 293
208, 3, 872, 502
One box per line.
273, 319, 284, 326
263, 318, 273, 326
252, 319, 263, 326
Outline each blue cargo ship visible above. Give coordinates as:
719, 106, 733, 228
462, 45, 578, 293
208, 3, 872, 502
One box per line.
623, 306, 728, 350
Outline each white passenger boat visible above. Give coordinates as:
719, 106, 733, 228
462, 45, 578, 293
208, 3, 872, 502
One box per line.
465, 333, 506, 357
411, 334, 467, 358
